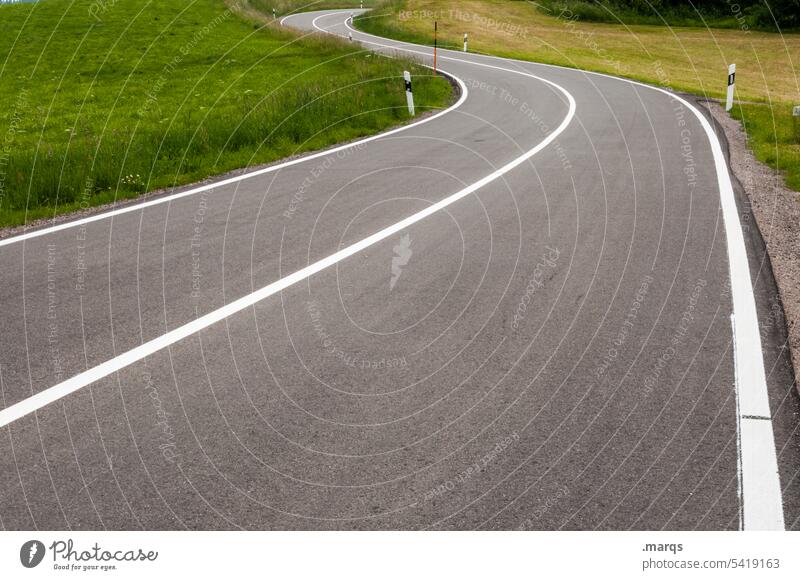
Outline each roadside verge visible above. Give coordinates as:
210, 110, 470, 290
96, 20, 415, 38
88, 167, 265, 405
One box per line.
706, 101, 800, 391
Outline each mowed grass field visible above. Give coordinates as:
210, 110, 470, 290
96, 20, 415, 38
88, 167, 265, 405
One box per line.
357, 0, 800, 190
0, 0, 452, 228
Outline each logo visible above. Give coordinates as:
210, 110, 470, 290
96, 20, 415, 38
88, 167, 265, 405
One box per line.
390, 233, 413, 291
20, 540, 45, 568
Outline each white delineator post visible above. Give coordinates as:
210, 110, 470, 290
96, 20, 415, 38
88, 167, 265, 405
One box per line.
793, 105, 800, 143
404, 71, 415, 116
726, 63, 736, 111
463, 33, 468, 52
272, 8, 276, 20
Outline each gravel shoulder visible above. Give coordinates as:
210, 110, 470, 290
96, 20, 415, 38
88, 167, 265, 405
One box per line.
705, 101, 800, 391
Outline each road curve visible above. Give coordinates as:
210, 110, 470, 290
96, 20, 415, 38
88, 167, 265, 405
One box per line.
0, 9, 798, 531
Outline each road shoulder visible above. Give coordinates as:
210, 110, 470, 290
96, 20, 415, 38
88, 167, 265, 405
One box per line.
703, 100, 800, 395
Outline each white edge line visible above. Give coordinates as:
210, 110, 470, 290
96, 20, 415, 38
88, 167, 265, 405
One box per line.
671, 87, 783, 531
0, 38, 577, 431
341, 10, 785, 531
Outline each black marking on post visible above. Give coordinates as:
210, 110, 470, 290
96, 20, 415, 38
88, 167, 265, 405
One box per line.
405, 80, 412, 92
728, 72, 736, 86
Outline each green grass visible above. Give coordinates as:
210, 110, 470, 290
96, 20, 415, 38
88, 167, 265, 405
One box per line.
356, 0, 800, 195
0, 0, 452, 228
732, 103, 800, 192
535, 0, 747, 29
535, 0, 799, 31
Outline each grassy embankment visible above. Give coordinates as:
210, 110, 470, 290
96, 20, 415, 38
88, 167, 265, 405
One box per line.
0, 0, 452, 228
533, 0, 799, 31
357, 0, 800, 191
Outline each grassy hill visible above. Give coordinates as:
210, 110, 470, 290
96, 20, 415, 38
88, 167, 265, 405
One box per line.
0, 0, 452, 227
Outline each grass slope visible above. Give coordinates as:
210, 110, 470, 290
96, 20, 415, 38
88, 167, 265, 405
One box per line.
534, 0, 798, 31
357, 0, 799, 190
0, 0, 452, 228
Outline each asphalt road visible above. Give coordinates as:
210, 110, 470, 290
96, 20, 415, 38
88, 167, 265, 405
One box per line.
0, 9, 799, 531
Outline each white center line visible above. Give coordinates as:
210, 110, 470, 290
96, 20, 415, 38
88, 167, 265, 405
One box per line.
0, 62, 577, 430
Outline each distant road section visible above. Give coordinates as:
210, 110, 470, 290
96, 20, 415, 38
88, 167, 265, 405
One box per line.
0, 9, 798, 531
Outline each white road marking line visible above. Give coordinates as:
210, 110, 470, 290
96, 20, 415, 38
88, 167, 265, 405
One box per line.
339, 11, 785, 530
0, 63, 576, 430
0, 61, 466, 249
586, 62, 783, 534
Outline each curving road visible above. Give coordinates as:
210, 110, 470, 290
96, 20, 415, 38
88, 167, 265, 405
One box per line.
0, 9, 798, 531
